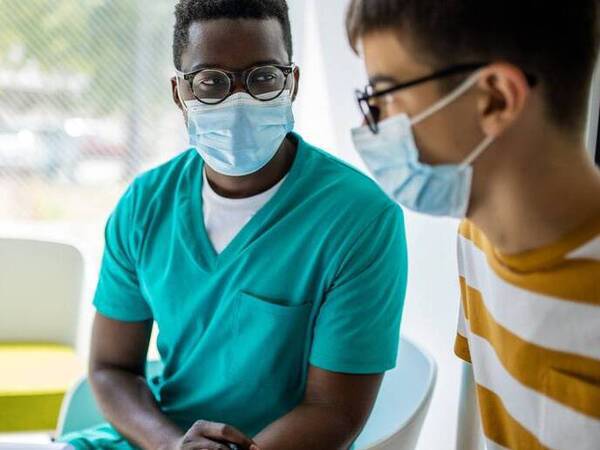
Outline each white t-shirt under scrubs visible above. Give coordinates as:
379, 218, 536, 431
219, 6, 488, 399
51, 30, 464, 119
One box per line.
202, 170, 286, 254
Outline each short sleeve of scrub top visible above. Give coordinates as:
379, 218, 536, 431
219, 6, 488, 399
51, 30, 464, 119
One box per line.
310, 204, 408, 374
93, 184, 153, 322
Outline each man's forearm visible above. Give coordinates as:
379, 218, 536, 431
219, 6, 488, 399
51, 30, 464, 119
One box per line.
254, 403, 362, 450
90, 366, 183, 450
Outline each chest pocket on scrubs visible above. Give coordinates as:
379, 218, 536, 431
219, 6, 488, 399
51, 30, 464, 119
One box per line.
232, 291, 312, 395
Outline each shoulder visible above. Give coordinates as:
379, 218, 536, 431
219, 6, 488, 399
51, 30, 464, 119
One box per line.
119, 148, 197, 205
132, 148, 198, 196
458, 219, 489, 251
111, 148, 198, 220
297, 135, 399, 217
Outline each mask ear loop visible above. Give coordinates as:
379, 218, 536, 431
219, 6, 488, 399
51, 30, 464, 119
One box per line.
407, 70, 496, 167
410, 72, 482, 126
461, 135, 496, 168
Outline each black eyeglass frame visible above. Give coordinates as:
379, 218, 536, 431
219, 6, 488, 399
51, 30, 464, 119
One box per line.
175, 64, 296, 105
356, 63, 538, 133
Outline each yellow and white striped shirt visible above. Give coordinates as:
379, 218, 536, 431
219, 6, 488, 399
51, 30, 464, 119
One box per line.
455, 217, 600, 450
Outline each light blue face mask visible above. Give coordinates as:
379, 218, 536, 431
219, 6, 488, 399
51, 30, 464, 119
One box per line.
184, 91, 295, 177
351, 73, 495, 218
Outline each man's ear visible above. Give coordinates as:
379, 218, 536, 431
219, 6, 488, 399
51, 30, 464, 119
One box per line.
476, 63, 531, 138
171, 76, 184, 111
291, 66, 300, 102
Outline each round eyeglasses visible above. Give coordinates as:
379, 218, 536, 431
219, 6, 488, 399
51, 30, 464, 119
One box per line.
176, 64, 295, 105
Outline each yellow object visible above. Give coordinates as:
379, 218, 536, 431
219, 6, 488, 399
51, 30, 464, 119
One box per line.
454, 217, 600, 449
0, 343, 83, 432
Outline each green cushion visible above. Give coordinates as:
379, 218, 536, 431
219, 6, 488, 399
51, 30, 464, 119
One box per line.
0, 343, 82, 431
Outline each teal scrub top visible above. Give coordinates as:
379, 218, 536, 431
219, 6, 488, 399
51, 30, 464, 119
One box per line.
62, 133, 408, 450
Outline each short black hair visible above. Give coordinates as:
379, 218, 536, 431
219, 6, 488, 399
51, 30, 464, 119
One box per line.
346, 0, 600, 130
173, 0, 293, 71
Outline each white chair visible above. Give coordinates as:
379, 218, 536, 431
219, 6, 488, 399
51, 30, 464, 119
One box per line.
0, 238, 84, 347
56, 361, 164, 437
0, 238, 84, 431
355, 336, 437, 450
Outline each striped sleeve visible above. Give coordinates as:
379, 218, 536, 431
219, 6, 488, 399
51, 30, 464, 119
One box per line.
455, 316, 471, 362
455, 229, 472, 362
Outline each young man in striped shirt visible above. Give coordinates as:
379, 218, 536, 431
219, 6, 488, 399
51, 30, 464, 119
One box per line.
346, 1, 600, 449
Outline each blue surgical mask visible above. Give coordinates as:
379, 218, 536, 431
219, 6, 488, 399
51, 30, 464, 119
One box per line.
185, 91, 295, 177
351, 73, 495, 218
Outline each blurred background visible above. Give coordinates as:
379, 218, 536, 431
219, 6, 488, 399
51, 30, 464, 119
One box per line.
1, 1, 598, 449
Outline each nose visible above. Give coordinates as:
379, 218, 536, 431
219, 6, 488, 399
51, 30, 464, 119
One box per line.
231, 75, 246, 95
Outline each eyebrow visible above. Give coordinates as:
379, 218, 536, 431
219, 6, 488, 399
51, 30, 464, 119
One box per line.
368, 75, 403, 89
186, 59, 287, 74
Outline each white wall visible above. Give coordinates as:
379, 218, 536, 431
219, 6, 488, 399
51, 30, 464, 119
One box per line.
288, 1, 464, 449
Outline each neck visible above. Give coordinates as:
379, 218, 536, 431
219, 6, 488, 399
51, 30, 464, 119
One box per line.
205, 135, 296, 198
468, 129, 600, 254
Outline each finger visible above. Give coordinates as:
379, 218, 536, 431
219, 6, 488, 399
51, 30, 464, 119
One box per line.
182, 437, 229, 450
193, 421, 256, 448
229, 445, 260, 450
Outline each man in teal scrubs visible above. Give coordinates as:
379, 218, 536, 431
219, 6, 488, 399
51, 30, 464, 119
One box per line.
60, 1, 408, 449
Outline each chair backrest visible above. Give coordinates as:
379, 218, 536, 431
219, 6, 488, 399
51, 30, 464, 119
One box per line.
56, 360, 164, 437
0, 238, 84, 347
354, 337, 437, 450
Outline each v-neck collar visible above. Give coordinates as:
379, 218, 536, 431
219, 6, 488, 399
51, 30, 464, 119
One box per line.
178, 133, 306, 272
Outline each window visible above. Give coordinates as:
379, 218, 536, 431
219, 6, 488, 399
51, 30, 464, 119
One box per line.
0, 1, 186, 233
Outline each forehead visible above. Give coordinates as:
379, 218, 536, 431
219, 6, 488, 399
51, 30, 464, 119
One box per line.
361, 29, 432, 84
181, 18, 289, 72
